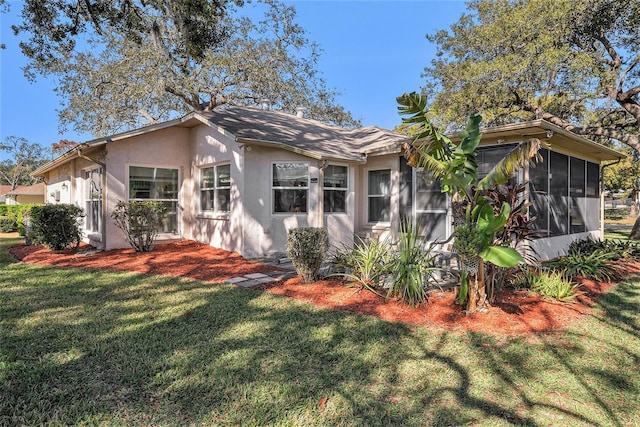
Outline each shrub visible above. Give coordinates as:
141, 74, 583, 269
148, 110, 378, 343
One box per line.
531, 270, 582, 302
604, 208, 629, 220
331, 235, 393, 295
608, 240, 640, 261
111, 200, 166, 252
286, 228, 329, 283
568, 237, 640, 262
388, 222, 438, 307
544, 251, 621, 282
507, 264, 539, 290
568, 236, 607, 256
30, 204, 84, 250
0, 215, 17, 232
0, 204, 36, 235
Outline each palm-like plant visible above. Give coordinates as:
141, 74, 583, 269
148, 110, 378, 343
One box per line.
397, 92, 545, 313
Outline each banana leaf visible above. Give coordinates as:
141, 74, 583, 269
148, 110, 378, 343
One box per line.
479, 245, 523, 268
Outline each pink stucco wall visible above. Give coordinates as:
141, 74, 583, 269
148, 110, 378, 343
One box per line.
103, 126, 192, 250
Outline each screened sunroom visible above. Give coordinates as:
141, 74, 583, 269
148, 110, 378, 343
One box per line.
398, 120, 624, 261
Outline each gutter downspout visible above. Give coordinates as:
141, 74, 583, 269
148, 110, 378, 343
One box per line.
600, 158, 622, 238
78, 150, 108, 249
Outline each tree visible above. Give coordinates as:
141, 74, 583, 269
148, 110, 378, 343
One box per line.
10, 0, 358, 136
602, 146, 640, 216
603, 148, 640, 193
0, 136, 49, 190
10, 0, 243, 67
423, 0, 640, 153
51, 139, 80, 155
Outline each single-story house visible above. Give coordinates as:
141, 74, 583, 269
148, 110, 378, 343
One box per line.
32, 106, 624, 261
0, 185, 12, 203
4, 183, 45, 205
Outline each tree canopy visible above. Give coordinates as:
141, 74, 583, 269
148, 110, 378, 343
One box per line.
10, 0, 243, 68
603, 147, 640, 193
7, 0, 358, 136
423, 0, 640, 154
0, 137, 50, 189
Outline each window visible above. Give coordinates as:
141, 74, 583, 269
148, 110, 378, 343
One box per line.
570, 158, 586, 233
529, 149, 600, 237
415, 169, 448, 241
323, 165, 347, 213
273, 163, 308, 213
529, 149, 549, 234
549, 151, 569, 236
399, 157, 450, 241
200, 164, 230, 213
477, 144, 518, 182
368, 169, 391, 222
399, 157, 413, 222
84, 167, 102, 233
129, 166, 179, 233
585, 162, 600, 231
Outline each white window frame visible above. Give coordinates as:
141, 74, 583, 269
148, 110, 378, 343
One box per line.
271, 162, 309, 214
84, 167, 102, 235
199, 163, 231, 214
367, 168, 391, 224
127, 165, 180, 235
413, 167, 451, 242
323, 164, 348, 214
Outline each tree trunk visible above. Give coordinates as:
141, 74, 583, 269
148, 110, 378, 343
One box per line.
630, 216, 640, 240
467, 273, 478, 314
465, 259, 488, 314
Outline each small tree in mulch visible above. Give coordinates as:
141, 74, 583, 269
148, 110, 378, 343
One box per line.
287, 227, 329, 283
111, 200, 165, 252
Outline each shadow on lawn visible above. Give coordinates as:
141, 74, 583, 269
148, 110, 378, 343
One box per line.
1, 264, 639, 425
593, 280, 640, 338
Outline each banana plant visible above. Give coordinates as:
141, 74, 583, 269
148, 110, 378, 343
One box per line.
473, 199, 523, 268
397, 92, 542, 312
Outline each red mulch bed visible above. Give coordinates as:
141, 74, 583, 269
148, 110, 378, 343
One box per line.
7, 240, 282, 284
8, 240, 637, 335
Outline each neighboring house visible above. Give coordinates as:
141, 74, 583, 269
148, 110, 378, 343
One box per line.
32, 107, 623, 261
0, 185, 12, 203
4, 183, 45, 205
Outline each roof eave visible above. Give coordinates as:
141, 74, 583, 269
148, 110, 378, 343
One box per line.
236, 137, 367, 164
448, 119, 626, 161
536, 121, 626, 161
364, 143, 404, 157
33, 113, 206, 177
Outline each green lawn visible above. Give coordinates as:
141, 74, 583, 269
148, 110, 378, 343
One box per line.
1, 235, 640, 426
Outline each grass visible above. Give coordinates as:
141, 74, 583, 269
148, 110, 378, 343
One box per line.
605, 217, 634, 241
2, 235, 640, 426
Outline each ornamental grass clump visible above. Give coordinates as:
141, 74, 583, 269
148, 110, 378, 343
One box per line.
111, 200, 165, 252
286, 227, 329, 283
531, 270, 582, 302
330, 235, 393, 296
388, 221, 439, 307
543, 251, 621, 282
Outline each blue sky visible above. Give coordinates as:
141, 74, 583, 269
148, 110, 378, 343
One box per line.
0, 0, 467, 161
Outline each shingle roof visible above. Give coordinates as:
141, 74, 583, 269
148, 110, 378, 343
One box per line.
197, 107, 408, 162
33, 107, 409, 176
6, 182, 45, 196
0, 185, 12, 196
